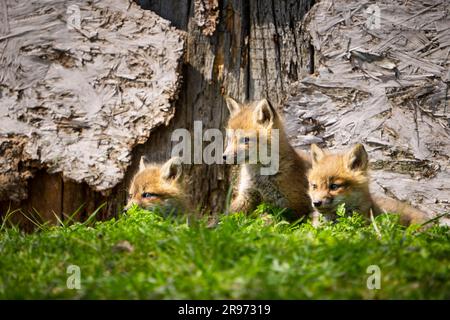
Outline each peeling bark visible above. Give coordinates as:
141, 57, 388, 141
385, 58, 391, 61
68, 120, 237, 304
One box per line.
283, 0, 450, 218
0, 0, 185, 202
194, 0, 220, 36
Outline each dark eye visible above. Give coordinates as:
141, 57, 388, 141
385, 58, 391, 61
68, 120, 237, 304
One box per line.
142, 192, 159, 199
241, 137, 250, 144
311, 184, 317, 190
330, 183, 340, 191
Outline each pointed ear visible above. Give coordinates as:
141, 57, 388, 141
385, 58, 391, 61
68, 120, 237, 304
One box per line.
139, 156, 148, 172
345, 144, 368, 171
253, 99, 276, 127
310, 144, 325, 166
225, 97, 241, 116
161, 157, 182, 181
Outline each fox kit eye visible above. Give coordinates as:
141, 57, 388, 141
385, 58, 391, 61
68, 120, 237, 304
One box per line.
142, 192, 159, 199
329, 183, 340, 191
311, 183, 317, 190
241, 137, 250, 144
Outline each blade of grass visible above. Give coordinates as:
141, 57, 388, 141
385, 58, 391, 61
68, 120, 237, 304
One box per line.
51, 210, 65, 227
82, 202, 107, 227
31, 208, 53, 231
0, 208, 21, 231
420, 212, 449, 228
20, 209, 45, 230
62, 203, 86, 226
224, 184, 234, 215
370, 209, 382, 239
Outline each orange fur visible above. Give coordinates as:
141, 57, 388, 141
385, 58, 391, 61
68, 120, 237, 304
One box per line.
308, 144, 428, 226
124, 157, 190, 214
224, 97, 312, 218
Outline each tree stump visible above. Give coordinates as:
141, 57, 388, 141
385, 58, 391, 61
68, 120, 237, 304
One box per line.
0, 0, 316, 228
0, 0, 184, 227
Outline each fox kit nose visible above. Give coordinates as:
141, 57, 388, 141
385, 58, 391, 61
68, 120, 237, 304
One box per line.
223, 153, 235, 162
313, 200, 323, 208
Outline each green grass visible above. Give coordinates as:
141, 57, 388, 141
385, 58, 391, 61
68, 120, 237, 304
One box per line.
0, 205, 449, 299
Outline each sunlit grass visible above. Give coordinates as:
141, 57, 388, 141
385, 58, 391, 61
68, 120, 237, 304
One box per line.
0, 204, 449, 299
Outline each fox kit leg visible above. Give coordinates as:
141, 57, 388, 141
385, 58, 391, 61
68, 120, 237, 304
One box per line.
256, 175, 289, 209
229, 165, 261, 213
230, 190, 261, 213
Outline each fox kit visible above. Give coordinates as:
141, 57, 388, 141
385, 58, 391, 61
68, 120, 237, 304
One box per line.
124, 157, 190, 214
223, 97, 312, 219
308, 143, 429, 226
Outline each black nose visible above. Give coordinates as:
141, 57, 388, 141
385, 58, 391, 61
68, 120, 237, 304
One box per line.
223, 155, 227, 161
313, 201, 322, 208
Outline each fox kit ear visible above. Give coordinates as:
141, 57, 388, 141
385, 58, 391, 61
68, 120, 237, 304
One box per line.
161, 157, 182, 181
310, 144, 325, 166
253, 99, 276, 127
345, 144, 368, 171
225, 97, 241, 116
139, 156, 148, 172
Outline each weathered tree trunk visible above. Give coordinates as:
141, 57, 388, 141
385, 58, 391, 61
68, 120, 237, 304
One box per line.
0, 0, 315, 228
0, 0, 185, 228
129, 0, 316, 215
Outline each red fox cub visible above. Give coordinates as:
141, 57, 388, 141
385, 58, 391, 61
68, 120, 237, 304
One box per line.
223, 97, 312, 219
124, 157, 190, 214
308, 143, 429, 226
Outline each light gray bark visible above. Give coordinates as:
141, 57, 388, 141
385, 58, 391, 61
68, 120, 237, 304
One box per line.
283, 0, 450, 219
0, 0, 184, 224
